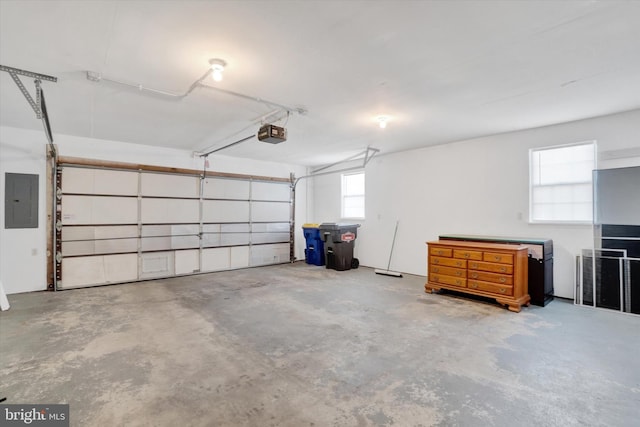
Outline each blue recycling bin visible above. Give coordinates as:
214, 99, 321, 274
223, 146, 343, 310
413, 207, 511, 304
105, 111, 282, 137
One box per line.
302, 224, 325, 266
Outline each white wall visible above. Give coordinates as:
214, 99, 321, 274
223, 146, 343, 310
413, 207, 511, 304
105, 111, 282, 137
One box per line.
313, 108, 640, 299
0, 125, 308, 294
0, 127, 48, 295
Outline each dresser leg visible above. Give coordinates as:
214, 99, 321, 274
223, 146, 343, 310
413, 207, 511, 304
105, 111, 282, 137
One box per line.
425, 284, 439, 294
496, 298, 522, 313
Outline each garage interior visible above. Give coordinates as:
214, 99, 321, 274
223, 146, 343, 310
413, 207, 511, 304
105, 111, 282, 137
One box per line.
1, 1, 640, 426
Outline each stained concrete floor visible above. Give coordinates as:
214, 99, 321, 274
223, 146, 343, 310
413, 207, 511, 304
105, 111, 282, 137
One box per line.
1, 263, 639, 426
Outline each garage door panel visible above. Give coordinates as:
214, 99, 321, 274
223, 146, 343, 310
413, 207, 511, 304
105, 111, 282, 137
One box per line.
62, 239, 138, 256
141, 173, 199, 198
92, 197, 138, 224
176, 250, 200, 275
62, 240, 96, 257
141, 199, 199, 223
94, 225, 139, 239
94, 238, 139, 254
230, 246, 249, 269
60, 256, 106, 289
62, 196, 137, 225
252, 222, 289, 233
63, 225, 138, 241
141, 252, 175, 279
220, 233, 250, 246
141, 236, 199, 251
62, 226, 95, 241
202, 200, 249, 222
251, 201, 290, 222
202, 233, 221, 247
252, 233, 289, 244
62, 168, 138, 196
104, 254, 138, 283
202, 247, 230, 271
141, 225, 171, 237
252, 181, 290, 201
250, 243, 289, 266
203, 178, 249, 199
61, 196, 92, 224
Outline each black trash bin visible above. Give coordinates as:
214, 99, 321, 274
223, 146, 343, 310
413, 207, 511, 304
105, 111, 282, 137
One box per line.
318, 223, 360, 271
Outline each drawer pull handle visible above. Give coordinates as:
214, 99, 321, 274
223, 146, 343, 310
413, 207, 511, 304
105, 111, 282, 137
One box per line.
494, 255, 501, 261
456, 271, 462, 276
456, 262, 462, 267
464, 253, 470, 258
499, 288, 506, 293
471, 283, 478, 289
470, 263, 477, 268
455, 280, 462, 285
438, 250, 444, 255
433, 259, 439, 264
500, 277, 506, 283
500, 267, 506, 272
433, 268, 439, 273
471, 273, 478, 279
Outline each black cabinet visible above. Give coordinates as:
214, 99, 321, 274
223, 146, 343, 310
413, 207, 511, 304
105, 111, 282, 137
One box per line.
439, 234, 553, 307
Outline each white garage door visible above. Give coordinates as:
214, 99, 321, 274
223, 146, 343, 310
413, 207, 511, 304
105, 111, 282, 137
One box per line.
54, 160, 292, 290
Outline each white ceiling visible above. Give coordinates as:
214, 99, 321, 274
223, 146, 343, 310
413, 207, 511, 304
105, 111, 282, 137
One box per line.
1, 0, 640, 166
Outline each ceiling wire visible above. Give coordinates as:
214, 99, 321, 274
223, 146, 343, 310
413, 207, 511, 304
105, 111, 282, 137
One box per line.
101, 3, 120, 68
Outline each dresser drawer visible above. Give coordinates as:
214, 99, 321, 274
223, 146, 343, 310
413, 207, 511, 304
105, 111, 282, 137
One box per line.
468, 280, 513, 296
430, 256, 467, 268
483, 252, 514, 265
430, 265, 466, 278
468, 260, 513, 274
430, 274, 467, 288
430, 247, 452, 257
468, 270, 513, 285
453, 249, 483, 260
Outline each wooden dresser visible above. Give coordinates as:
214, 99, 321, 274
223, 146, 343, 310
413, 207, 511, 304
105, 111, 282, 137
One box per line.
426, 240, 530, 312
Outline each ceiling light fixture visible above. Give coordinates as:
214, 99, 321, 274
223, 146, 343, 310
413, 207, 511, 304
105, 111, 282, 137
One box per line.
377, 115, 388, 129
209, 58, 226, 82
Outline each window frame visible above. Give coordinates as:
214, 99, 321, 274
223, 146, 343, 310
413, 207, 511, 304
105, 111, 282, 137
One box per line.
341, 170, 365, 220
529, 140, 597, 225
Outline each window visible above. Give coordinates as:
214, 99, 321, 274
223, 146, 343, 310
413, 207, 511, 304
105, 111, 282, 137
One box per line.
342, 171, 365, 219
530, 141, 596, 223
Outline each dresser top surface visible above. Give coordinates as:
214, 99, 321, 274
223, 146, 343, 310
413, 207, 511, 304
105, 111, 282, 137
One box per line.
439, 234, 552, 245
427, 240, 528, 251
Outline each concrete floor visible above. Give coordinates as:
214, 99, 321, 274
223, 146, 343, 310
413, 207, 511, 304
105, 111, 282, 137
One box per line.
1, 263, 639, 426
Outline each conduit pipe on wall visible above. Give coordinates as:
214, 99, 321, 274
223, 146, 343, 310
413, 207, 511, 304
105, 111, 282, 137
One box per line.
85, 68, 306, 157
85, 70, 307, 115
86, 69, 210, 99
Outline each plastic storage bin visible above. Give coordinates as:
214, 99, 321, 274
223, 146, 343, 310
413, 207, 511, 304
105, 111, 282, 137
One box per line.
302, 223, 325, 266
318, 223, 360, 271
